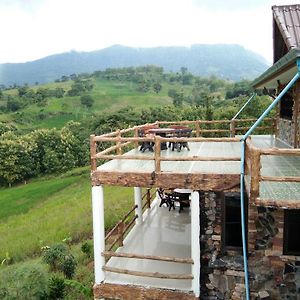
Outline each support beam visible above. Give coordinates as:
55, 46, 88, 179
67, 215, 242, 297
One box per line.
191, 191, 200, 298
134, 187, 143, 225
92, 185, 106, 284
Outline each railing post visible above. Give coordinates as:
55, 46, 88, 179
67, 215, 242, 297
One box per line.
146, 188, 151, 209
134, 187, 143, 225
154, 135, 161, 173
230, 119, 236, 137
195, 121, 200, 137
116, 129, 122, 155
118, 221, 125, 246
90, 134, 97, 172
134, 127, 139, 149
250, 148, 261, 203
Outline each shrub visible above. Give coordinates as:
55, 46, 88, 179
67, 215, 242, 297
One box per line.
0, 263, 49, 299
60, 254, 77, 279
42, 243, 77, 279
81, 241, 93, 258
48, 276, 66, 299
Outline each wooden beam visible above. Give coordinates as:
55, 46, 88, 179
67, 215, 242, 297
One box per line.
250, 148, 261, 202
103, 266, 194, 279
261, 175, 300, 182
160, 156, 240, 162
260, 148, 300, 156
96, 154, 154, 160
94, 283, 198, 300
92, 170, 240, 191
96, 141, 132, 156
255, 198, 300, 209
154, 136, 161, 173
102, 251, 194, 264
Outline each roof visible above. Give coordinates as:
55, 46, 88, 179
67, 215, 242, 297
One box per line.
252, 48, 300, 89
273, 4, 300, 53
252, 4, 300, 89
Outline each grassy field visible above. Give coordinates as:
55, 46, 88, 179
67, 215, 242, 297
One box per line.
0, 167, 134, 262
0, 78, 176, 130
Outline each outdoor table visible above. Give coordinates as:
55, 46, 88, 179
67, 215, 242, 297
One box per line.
148, 128, 176, 150
173, 189, 192, 212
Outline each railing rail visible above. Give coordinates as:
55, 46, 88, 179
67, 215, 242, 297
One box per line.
245, 138, 300, 203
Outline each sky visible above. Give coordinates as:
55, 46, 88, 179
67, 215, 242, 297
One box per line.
0, 0, 296, 64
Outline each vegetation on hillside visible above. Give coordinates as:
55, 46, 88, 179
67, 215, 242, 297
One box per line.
0, 66, 275, 299
0, 66, 272, 186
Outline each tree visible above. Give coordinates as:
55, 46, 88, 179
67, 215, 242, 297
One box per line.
80, 95, 94, 108
153, 82, 162, 94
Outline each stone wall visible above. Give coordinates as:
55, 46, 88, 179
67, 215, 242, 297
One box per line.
248, 206, 300, 300
199, 192, 300, 300
200, 192, 246, 300
277, 118, 294, 147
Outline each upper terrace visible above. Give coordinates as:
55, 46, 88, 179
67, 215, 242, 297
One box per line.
90, 118, 300, 207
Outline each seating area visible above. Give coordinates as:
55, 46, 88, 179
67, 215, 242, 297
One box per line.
158, 188, 191, 213
138, 125, 192, 152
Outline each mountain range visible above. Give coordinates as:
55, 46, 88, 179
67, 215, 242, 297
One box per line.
0, 44, 269, 86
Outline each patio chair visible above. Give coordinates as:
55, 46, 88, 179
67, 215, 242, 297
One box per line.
138, 125, 158, 152
158, 188, 182, 211
174, 191, 191, 213
168, 126, 192, 152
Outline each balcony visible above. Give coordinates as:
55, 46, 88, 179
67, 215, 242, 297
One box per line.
90, 118, 300, 299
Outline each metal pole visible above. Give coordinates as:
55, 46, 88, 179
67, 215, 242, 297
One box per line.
240, 140, 250, 300
242, 72, 300, 141
232, 93, 256, 121
239, 62, 300, 300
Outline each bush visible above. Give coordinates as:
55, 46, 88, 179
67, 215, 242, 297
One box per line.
42, 243, 77, 279
81, 241, 93, 258
0, 263, 49, 299
80, 95, 94, 108
48, 276, 66, 299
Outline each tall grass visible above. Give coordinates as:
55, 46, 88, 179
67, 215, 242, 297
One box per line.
0, 171, 134, 262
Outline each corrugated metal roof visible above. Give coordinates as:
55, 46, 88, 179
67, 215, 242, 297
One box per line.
273, 4, 300, 50
252, 5, 300, 89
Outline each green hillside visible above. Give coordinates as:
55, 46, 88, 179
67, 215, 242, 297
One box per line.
0, 76, 173, 130
0, 167, 133, 262
0, 67, 275, 299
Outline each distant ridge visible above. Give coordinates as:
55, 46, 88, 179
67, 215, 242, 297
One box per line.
0, 44, 269, 86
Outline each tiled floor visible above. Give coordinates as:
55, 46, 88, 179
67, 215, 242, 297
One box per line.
104, 199, 192, 291
99, 135, 300, 201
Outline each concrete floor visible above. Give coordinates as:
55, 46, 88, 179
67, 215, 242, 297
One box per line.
104, 199, 192, 291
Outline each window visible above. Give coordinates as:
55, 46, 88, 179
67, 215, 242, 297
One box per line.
222, 193, 247, 251
279, 91, 294, 120
283, 210, 300, 255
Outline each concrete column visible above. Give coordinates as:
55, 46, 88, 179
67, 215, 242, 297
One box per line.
134, 187, 143, 224
191, 191, 200, 298
92, 185, 106, 284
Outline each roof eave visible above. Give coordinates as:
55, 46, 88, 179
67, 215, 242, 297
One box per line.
252, 48, 300, 89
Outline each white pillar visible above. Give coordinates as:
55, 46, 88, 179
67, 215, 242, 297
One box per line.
191, 191, 200, 297
134, 187, 143, 224
92, 185, 106, 284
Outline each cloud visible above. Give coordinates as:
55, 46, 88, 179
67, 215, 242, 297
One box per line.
0, 0, 295, 63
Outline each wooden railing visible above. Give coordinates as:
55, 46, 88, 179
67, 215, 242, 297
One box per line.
245, 139, 300, 207
105, 204, 138, 251
90, 118, 276, 172
142, 188, 156, 212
